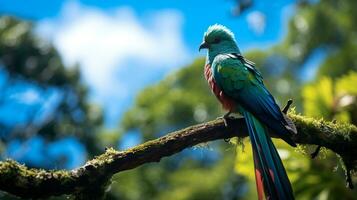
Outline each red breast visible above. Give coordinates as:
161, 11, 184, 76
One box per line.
204, 63, 236, 111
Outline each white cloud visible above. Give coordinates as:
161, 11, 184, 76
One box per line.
36, 1, 190, 125
246, 11, 266, 35
36, 1, 189, 96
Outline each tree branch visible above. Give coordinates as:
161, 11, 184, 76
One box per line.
0, 111, 356, 199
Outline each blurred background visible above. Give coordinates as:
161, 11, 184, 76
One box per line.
0, 0, 357, 199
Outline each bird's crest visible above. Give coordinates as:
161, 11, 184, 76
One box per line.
204, 24, 235, 41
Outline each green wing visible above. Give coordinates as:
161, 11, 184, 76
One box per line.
212, 54, 295, 144
212, 54, 263, 96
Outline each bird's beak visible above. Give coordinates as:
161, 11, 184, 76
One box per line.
199, 41, 209, 52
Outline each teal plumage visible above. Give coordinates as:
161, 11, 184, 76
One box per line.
200, 24, 296, 200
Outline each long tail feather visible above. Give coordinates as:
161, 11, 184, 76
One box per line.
243, 110, 294, 200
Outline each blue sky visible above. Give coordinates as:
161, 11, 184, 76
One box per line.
0, 0, 295, 127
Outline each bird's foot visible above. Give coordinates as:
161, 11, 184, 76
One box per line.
216, 111, 233, 143
217, 111, 232, 127
215, 111, 232, 143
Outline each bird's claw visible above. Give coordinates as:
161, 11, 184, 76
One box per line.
217, 111, 232, 127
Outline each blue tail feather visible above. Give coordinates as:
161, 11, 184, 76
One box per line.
243, 110, 294, 200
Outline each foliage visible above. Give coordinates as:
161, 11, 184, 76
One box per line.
0, 16, 104, 169
303, 71, 357, 124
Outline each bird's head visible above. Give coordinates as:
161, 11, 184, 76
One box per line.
199, 24, 240, 63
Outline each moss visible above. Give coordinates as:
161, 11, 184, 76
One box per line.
87, 147, 121, 167
289, 112, 357, 141
0, 159, 74, 190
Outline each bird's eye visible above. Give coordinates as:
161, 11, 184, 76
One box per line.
213, 38, 221, 44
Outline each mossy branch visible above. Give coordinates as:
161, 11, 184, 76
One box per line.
0, 108, 356, 199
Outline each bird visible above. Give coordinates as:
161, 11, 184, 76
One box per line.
199, 24, 297, 200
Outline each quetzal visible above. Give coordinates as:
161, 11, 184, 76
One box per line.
199, 24, 297, 200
